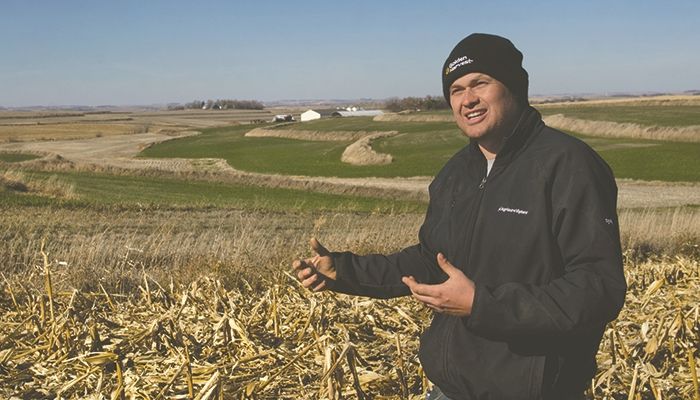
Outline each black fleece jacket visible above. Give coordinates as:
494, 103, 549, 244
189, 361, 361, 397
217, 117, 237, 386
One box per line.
330, 107, 627, 399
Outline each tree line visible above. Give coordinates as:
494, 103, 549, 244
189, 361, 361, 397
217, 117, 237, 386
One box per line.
383, 95, 449, 112
168, 99, 264, 110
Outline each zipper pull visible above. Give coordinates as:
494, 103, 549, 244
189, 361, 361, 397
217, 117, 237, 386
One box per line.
478, 177, 487, 189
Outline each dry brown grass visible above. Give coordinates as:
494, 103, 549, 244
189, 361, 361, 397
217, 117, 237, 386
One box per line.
0, 242, 698, 398
0, 169, 76, 199
245, 128, 366, 141
620, 208, 700, 259
0, 206, 696, 290
542, 114, 700, 143
340, 132, 397, 166
534, 95, 700, 107
0, 123, 148, 142
0, 208, 422, 291
0, 206, 698, 398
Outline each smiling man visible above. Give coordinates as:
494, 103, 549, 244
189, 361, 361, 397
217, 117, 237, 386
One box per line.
293, 33, 626, 400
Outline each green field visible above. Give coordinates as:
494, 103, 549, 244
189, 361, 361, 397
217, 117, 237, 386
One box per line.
140, 120, 467, 178
141, 117, 700, 182
0, 153, 41, 163
0, 169, 426, 213
536, 104, 700, 127
414, 104, 700, 127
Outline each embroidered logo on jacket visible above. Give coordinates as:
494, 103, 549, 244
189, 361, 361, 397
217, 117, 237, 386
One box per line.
498, 207, 529, 215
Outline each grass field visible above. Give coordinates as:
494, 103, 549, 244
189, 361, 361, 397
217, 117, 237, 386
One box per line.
403, 101, 700, 128
141, 117, 700, 182
0, 152, 41, 163
140, 121, 468, 178
0, 168, 425, 213
536, 104, 700, 127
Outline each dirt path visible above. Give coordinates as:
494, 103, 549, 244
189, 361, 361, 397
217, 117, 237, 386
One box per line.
1, 133, 699, 208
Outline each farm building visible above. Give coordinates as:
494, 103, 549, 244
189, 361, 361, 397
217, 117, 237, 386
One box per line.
271, 114, 295, 122
300, 109, 338, 122
331, 110, 384, 118
300, 110, 321, 122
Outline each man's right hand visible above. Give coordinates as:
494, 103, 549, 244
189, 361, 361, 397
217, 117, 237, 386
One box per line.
292, 238, 337, 292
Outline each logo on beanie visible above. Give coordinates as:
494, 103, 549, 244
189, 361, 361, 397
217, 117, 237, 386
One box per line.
445, 56, 474, 75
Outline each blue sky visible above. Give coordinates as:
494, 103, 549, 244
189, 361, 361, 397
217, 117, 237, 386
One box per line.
1, 0, 699, 107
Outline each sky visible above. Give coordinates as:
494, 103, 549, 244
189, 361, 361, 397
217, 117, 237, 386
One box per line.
1, 0, 699, 107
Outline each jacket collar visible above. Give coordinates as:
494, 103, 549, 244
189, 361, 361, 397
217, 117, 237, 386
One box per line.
466, 105, 543, 167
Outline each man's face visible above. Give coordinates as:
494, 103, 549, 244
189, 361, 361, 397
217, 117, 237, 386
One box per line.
449, 72, 522, 143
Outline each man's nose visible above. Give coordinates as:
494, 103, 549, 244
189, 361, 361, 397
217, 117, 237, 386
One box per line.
461, 89, 479, 108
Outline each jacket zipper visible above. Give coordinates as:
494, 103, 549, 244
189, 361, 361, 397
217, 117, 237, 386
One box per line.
440, 171, 490, 385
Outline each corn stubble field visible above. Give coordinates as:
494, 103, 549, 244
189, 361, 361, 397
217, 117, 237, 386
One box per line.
1, 100, 700, 399
1, 207, 698, 399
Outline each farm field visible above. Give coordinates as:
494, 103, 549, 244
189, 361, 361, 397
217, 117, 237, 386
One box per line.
397, 95, 700, 127
0, 169, 425, 213
1, 96, 699, 398
535, 95, 700, 127
0, 109, 273, 142
140, 110, 700, 182
0, 204, 698, 398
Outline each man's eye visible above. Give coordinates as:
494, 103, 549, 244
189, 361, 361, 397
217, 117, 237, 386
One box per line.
451, 88, 463, 95
476, 81, 488, 86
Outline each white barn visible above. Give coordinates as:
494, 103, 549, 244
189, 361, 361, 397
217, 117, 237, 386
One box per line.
300, 109, 321, 122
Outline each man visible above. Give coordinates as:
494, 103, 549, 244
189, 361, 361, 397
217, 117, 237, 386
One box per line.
293, 33, 626, 399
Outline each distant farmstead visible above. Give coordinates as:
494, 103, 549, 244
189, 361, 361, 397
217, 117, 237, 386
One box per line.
300, 109, 337, 122
331, 110, 384, 118
272, 114, 295, 122
300, 107, 384, 122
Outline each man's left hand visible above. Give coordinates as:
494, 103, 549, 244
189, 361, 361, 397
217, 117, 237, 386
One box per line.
401, 253, 476, 317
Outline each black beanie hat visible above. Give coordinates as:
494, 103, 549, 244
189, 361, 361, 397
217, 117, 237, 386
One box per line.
442, 33, 529, 106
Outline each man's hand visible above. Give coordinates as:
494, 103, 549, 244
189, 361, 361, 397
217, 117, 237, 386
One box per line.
292, 238, 336, 292
401, 253, 476, 316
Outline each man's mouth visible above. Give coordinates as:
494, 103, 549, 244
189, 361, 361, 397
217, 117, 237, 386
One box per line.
465, 109, 487, 120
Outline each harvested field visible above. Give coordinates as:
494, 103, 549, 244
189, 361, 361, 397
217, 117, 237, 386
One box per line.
0, 131, 199, 166
0, 123, 149, 142
0, 204, 697, 292
0, 233, 698, 398
1, 164, 698, 399
0, 109, 272, 142
245, 128, 368, 142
